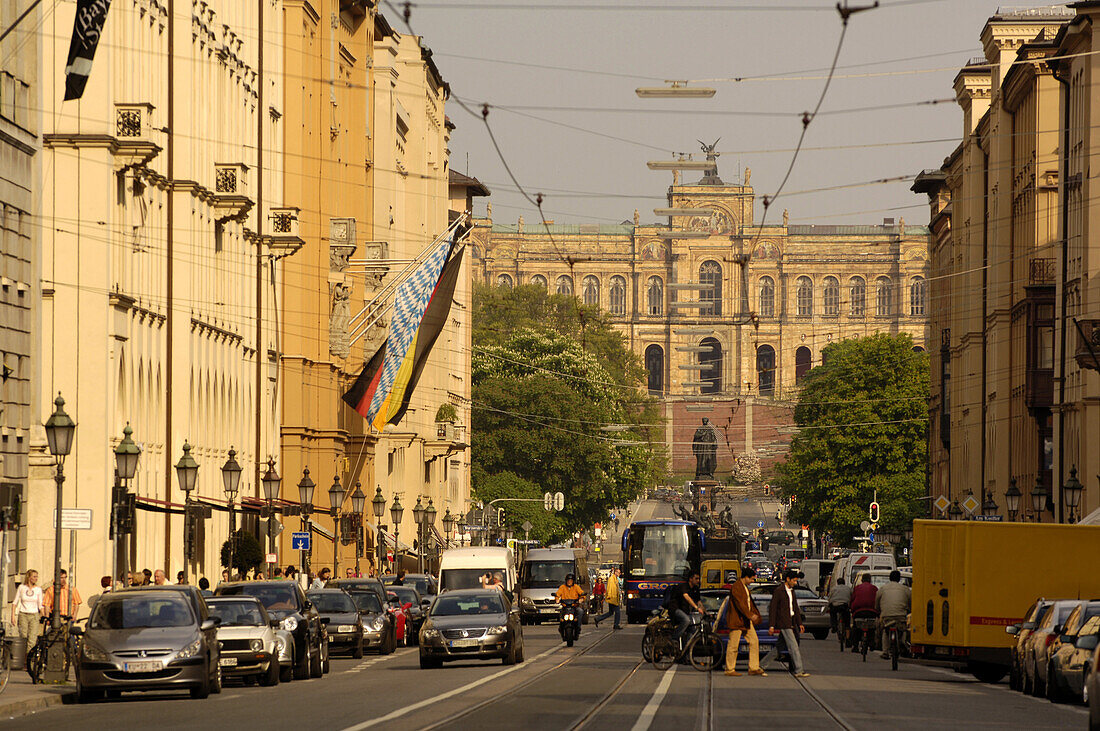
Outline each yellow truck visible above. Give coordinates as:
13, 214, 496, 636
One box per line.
911, 519, 1100, 682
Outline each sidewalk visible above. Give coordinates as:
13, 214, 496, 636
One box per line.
0, 672, 74, 719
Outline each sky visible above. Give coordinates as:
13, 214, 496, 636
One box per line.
402, 0, 1010, 227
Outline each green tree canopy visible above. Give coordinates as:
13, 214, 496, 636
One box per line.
777, 333, 929, 542
221, 529, 265, 576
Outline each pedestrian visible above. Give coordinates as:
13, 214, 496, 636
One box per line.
393, 569, 406, 586
11, 570, 44, 647
129, 571, 143, 587
220, 569, 230, 585
198, 577, 213, 597
767, 569, 808, 677
345, 568, 354, 579
311, 567, 330, 590
141, 568, 153, 585
42, 569, 82, 621
153, 569, 168, 585
592, 575, 605, 614
176, 570, 187, 584
724, 566, 766, 677
273, 567, 283, 578
87, 575, 114, 613
593, 567, 623, 630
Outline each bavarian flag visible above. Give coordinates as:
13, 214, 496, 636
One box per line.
343, 242, 464, 429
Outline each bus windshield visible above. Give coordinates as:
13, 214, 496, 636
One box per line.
625, 523, 698, 579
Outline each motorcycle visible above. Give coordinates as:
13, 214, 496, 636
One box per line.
559, 599, 581, 647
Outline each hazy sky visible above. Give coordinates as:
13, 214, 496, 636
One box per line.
404, 0, 1010, 227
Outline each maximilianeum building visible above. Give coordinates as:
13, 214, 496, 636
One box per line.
470, 157, 930, 477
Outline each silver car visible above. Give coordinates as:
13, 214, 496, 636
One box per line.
73, 587, 221, 702
206, 596, 282, 686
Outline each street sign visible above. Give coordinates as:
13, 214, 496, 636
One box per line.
291, 531, 311, 550
521, 520, 533, 534
933, 495, 950, 514
973, 515, 1004, 522
53, 508, 92, 530
962, 494, 980, 515
264, 518, 284, 537
554, 492, 565, 511
265, 552, 277, 564
756, 520, 764, 528
860, 520, 871, 533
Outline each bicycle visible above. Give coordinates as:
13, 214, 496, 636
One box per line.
26, 615, 74, 684
883, 618, 906, 671
834, 608, 850, 652
0, 624, 10, 695
651, 612, 722, 672
852, 615, 877, 663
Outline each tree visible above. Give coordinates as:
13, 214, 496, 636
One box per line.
221, 529, 265, 577
776, 333, 928, 542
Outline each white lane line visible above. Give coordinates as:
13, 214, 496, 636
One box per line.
339, 645, 563, 731
629, 665, 677, 731
923, 667, 1087, 716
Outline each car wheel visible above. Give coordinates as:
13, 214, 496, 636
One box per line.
1047, 664, 1066, 703
261, 659, 280, 687
812, 629, 829, 641
190, 671, 211, 700
321, 640, 331, 675
502, 641, 517, 665
75, 676, 101, 704
294, 643, 311, 680
211, 662, 223, 694
353, 637, 364, 659
384, 627, 396, 655
516, 641, 525, 663
309, 643, 323, 678
280, 665, 295, 683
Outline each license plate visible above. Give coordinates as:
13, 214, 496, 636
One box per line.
450, 639, 479, 648
219, 657, 238, 667
123, 661, 162, 673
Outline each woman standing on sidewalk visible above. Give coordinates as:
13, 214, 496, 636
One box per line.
11, 571, 43, 647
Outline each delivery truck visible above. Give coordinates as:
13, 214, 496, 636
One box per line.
910, 519, 1100, 683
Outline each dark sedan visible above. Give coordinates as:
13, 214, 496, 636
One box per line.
308, 589, 365, 658
216, 580, 326, 680
419, 589, 524, 668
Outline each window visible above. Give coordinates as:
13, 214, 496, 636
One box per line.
647, 276, 663, 315
823, 276, 840, 316
531, 274, 547, 291
796, 276, 813, 316
795, 346, 812, 383
849, 277, 866, 317
699, 338, 722, 394
699, 260, 722, 316
582, 275, 600, 306
909, 276, 926, 316
496, 273, 513, 289
556, 274, 573, 296
645, 345, 664, 394
876, 276, 892, 316
756, 344, 776, 396
759, 276, 775, 318
609, 276, 626, 315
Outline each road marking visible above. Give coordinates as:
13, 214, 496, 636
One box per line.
629, 665, 676, 731
338, 645, 563, 731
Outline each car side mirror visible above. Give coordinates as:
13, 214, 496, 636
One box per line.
320, 617, 330, 626
421, 598, 431, 608
200, 618, 217, 631
1022, 622, 1037, 631
1076, 634, 1099, 651
270, 619, 282, 628
302, 600, 312, 611
1005, 625, 1019, 636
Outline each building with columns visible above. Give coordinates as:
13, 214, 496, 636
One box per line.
472, 157, 929, 477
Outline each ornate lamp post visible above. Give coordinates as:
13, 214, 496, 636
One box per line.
425, 499, 437, 571
948, 499, 963, 521
113, 424, 141, 586
261, 458, 281, 574
350, 483, 366, 576
175, 441, 199, 582
44, 394, 76, 627
981, 493, 998, 519
297, 469, 315, 581
1005, 478, 1022, 522
221, 447, 242, 577
390, 495, 404, 575
1064, 467, 1084, 524
412, 497, 425, 573
372, 487, 386, 576
328, 475, 344, 578
1031, 477, 1046, 521
443, 509, 455, 549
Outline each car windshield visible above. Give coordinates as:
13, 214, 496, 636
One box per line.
524, 561, 574, 588
389, 587, 419, 604
441, 569, 501, 591
699, 594, 725, 612
207, 600, 266, 627
794, 589, 819, 600
308, 592, 357, 613
218, 584, 300, 613
386, 577, 435, 595
351, 592, 383, 614
91, 595, 194, 629
431, 594, 505, 616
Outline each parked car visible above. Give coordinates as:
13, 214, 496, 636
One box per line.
1087, 639, 1100, 730
73, 586, 221, 702
348, 589, 397, 654
418, 588, 524, 668
793, 586, 831, 639
1006, 599, 1054, 691
1022, 599, 1085, 697
387, 586, 426, 638
1047, 602, 1100, 702
215, 580, 326, 681
382, 573, 438, 606
205, 596, 281, 686
308, 589, 366, 659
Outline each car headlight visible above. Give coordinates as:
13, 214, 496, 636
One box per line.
274, 638, 285, 654
338, 625, 355, 633
250, 639, 264, 652
486, 626, 508, 635
369, 618, 385, 631
176, 638, 203, 660
520, 597, 534, 606
421, 628, 441, 640
81, 638, 110, 663
281, 616, 299, 632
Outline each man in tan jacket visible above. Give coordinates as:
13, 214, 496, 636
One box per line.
725, 566, 766, 676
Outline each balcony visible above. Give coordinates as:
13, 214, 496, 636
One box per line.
1029, 257, 1055, 285
213, 163, 251, 222
1075, 319, 1100, 372
112, 103, 160, 168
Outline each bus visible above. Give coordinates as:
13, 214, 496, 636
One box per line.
621, 520, 705, 624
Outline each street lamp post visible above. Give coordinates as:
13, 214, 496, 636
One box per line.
328, 475, 344, 579
261, 458, 281, 576
443, 509, 455, 550
372, 487, 386, 576
350, 483, 366, 576
221, 447, 242, 578
425, 499, 437, 572
44, 394, 76, 627
1064, 467, 1084, 524
175, 441, 199, 583
412, 497, 425, 574
390, 495, 404, 575
113, 424, 141, 587
297, 469, 315, 583
981, 493, 998, 519
1031, 477, 1046, 522
947, 499, 963, 521
1005, 478, 1022, 522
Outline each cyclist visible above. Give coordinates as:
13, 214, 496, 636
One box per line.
827, 576, 852, 637
875, 570, 911, 659
669, 570, 704, 649
848, 574, 878, 653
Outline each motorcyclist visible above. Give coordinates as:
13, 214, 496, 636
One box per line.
875, 570, 911, 658
555, 573, 586, 630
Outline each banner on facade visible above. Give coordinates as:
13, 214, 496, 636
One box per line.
64, 0, 112, 101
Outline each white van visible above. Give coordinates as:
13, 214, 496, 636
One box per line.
437, 546, 517, 594
828, 552, 896, 593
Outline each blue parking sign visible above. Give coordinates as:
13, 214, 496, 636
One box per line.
291, 531, 311, 551
756, 520, 765, 528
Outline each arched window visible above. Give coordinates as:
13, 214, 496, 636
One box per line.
699, 260, 722, 316
795, 346, 812, 383
647, 276, 663, 316
582, 275, 600, 306
609, 275, 627, 315
496, 273, 513, 289
823, 276, 840, 316
531, 274, 547, 291
849, 276, 866, 317
910, 276, 926, 316
756, 344, 776, 396
876, 276, 893, 316
700, 337, 723, 394
645, 344, 664, 395
556, 274, 574, 296
759, 276, 775, 318
796, 276, 813, 316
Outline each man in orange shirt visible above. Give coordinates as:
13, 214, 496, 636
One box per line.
42, 569, 82, 620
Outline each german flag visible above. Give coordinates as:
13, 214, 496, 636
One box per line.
342, 246, 465, 427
